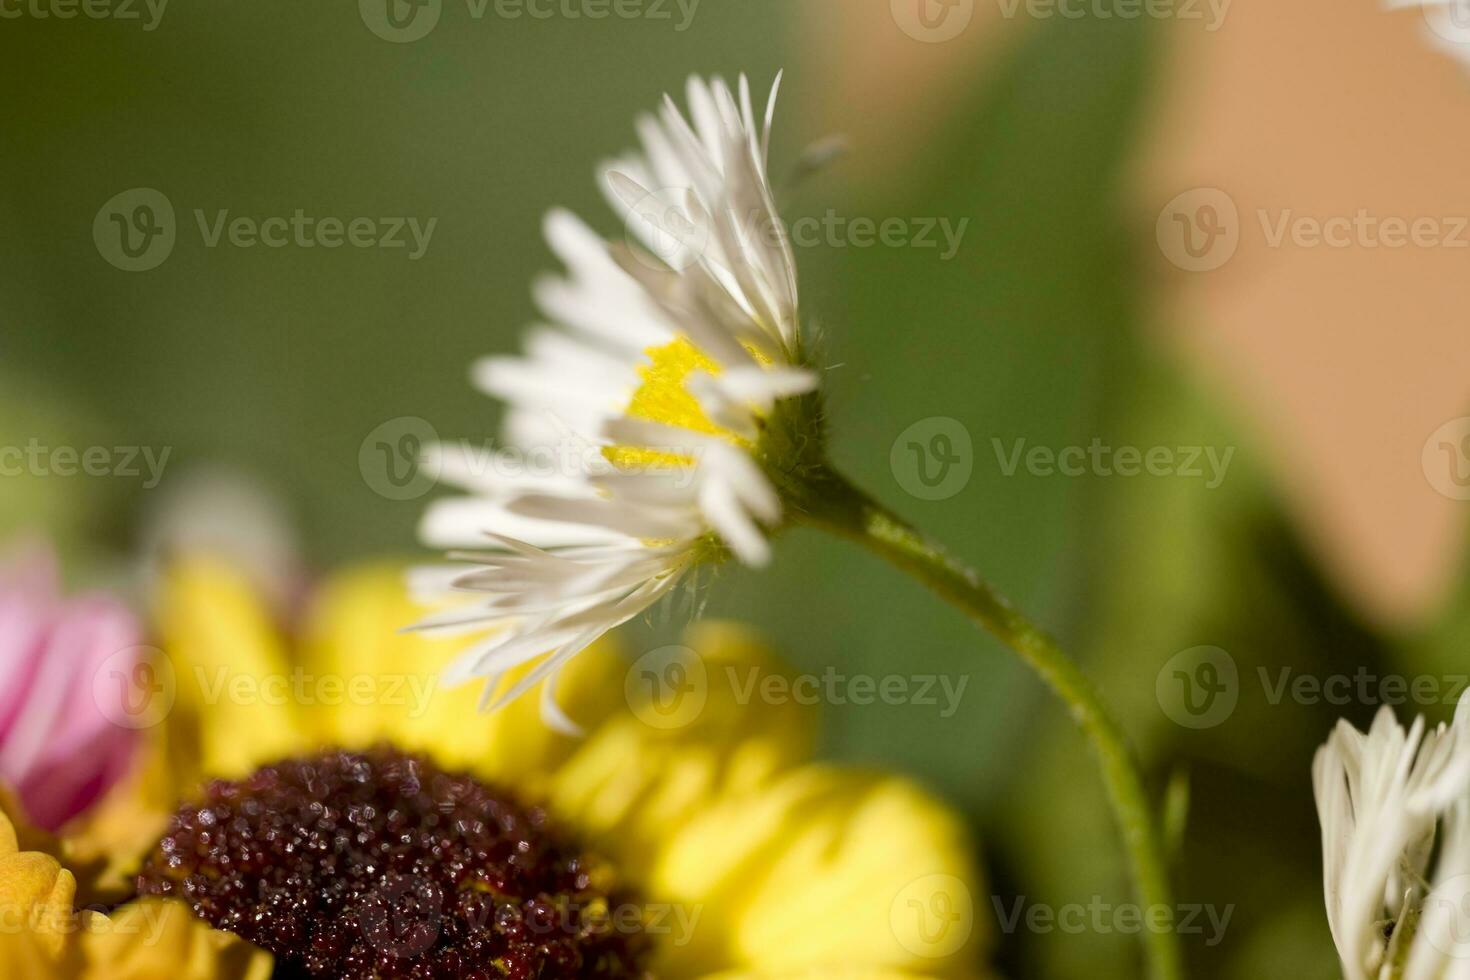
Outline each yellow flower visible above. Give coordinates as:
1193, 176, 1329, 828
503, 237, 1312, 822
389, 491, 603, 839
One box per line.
31, 555, 990, 979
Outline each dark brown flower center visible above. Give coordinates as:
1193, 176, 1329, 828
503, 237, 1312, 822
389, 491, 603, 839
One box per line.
136, 747, 651, 979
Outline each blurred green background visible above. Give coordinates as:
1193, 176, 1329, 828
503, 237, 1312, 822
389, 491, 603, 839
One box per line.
3, 2, 1466, 977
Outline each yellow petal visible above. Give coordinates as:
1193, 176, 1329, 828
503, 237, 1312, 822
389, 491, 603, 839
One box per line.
651, 767, 985, 979
699, 972, 956, 980
0, 784, 61, 860
154, 557, 304, 778
0, 798, 270, 979
0, 804, 16, 854
0, 929, 60, 977
550, 621, 815, 875
0, 803, 78, 957
78, 899, 272, 980
5, 764, 158, 909
297, 562, 626, 791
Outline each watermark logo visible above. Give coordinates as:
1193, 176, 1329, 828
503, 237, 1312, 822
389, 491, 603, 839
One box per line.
92, 645, 176, 730
892, 0, 976, 42
1156, 187, 1239, 272
360, 417, 441, 501
625, 645, 708, 730
94, 187, 176, 272
1422, 873, 1470, 959
622, 185, 712, 274
359, 0, 442, 41
1156, 645, 1238, 730
891, 418, 974, 501
891, 874, 974, 959
1414, 0, 1470, 51
1424, 417, 1470, 501
361, 874, 442, 958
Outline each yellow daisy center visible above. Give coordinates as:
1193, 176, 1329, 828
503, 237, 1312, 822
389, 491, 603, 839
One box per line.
603, 337, 761, 472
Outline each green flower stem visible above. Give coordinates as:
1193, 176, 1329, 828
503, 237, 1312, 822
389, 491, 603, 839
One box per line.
789, 465, 1184, 980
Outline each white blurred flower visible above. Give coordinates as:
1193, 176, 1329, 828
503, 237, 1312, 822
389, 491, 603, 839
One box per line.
1384, 0, 1470, 66
1314, 699, 1470, 979
140, 464, 304, 619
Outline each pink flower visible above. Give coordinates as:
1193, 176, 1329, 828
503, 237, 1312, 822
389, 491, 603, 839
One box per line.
0, 542, 142, 831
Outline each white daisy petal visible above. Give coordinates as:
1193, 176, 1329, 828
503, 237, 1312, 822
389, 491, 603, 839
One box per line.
419, 496, 624, 550
406, 563, 470, 601
539, 670, 583, 737
691, 365, 817, 418
589, 469, 701, 507
507, 493, 699, 541
704, 441, 781, 526
698, 475, 771, 567
486, 631, 602, 713
763, 71, 783, 160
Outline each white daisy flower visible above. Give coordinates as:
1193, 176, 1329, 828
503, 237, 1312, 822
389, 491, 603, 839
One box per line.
414, 73, 825, 731
1313, 699, 1470, 979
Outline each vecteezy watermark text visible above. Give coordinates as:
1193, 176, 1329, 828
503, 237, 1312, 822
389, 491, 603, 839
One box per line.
1258, 666, 1470, 709
464, 0, 699, 26
0, 898, 172, 944
0, 440, 171, 488
193, 210, 436, 258
1257, 209, 1470, 250
994, 0, 1230, 30
784, 211, 970, 261
0, 0, 167, 29
359, 0, 700, 43
992, 438, 1236, 488
992, 896, 1233, 947
190, 665, 439, 717
309, 872, 703, 961
726, 664, 969, 718
624, 646, 971, 730
622, 190, 972, 271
